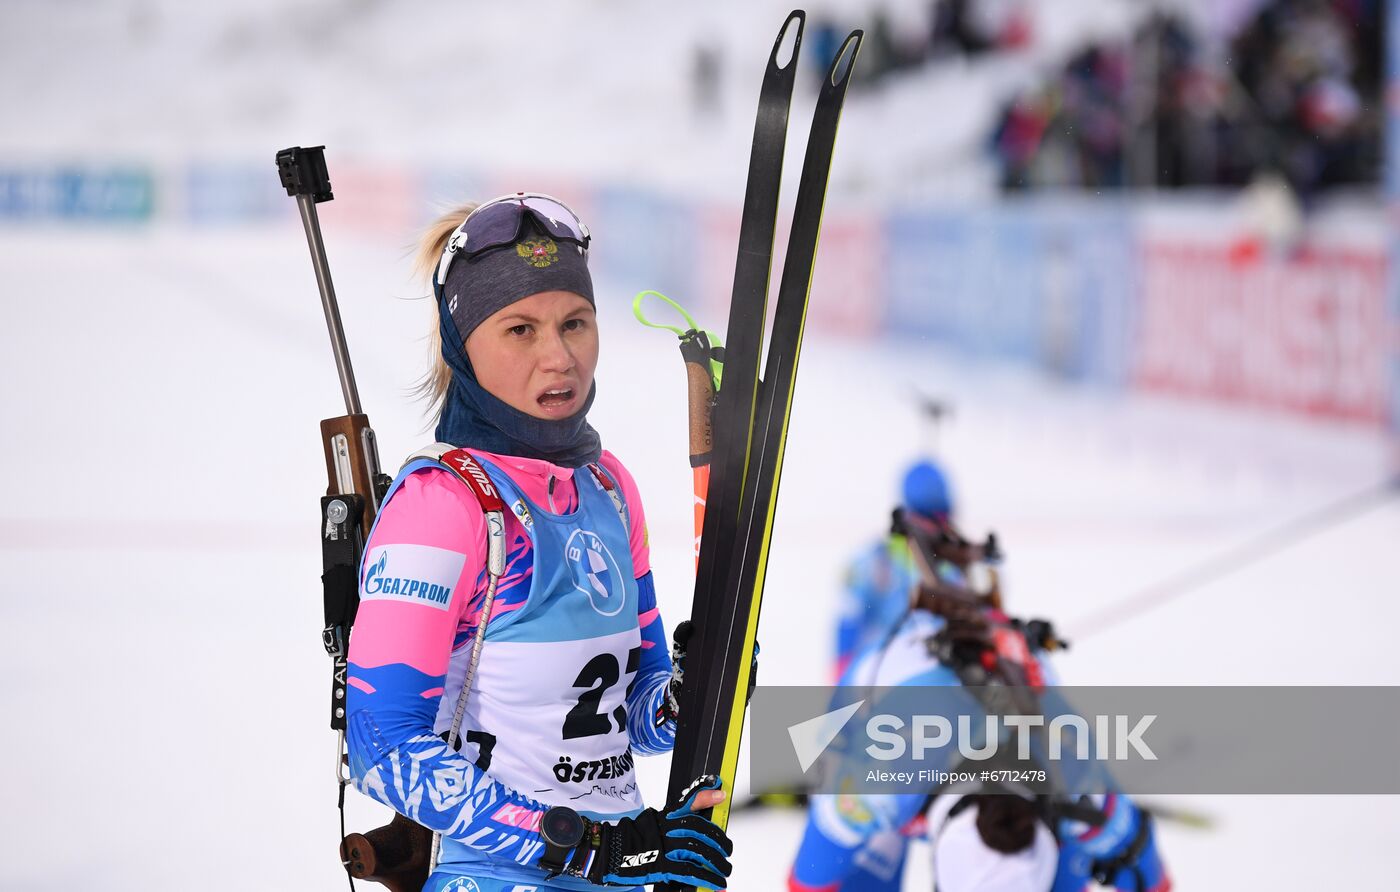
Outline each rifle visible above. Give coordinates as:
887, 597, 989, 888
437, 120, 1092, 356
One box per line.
892, 509, 1096, 814
276, 146, 425, 892
892, 508, 1068, 665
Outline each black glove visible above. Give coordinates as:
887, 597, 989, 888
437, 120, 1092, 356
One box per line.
573, 775, 733, 888
657, 620, 760, 727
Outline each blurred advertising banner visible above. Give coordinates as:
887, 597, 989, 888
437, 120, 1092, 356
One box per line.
591, 185, 701, 304
883, 208, 1044, 365
317, 162, 422, 235
0, 166, 154, 221
883, 203, 1134, 386
689, 205, 882, 339
183, 163, 288, 223
1136, 239, 1388, 424
4, 151, 1393, 438
807, 211, 882, 338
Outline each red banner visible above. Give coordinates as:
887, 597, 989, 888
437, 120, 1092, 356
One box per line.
808, 212, 882, 338
1135, 240, 1388, 424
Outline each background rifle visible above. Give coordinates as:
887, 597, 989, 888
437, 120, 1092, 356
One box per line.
276, 146, 419, 891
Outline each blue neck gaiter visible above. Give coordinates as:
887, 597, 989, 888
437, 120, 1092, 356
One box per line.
433, 312, 602, 468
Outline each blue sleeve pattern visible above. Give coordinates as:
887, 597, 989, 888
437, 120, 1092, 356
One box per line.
346, 662, 552, 868
626, 571, 676, 755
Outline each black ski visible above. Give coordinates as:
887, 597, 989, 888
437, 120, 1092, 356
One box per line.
664, 18, 864, 888
664, 8, 804, 810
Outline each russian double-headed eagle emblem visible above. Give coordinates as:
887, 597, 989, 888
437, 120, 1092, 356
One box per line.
517, 237, 559, 268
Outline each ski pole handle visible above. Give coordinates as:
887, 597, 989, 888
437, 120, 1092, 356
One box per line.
680, 332, 717, 566
681, 333, 716, 467
277, 145, 364, 418
630, 290, 724, 565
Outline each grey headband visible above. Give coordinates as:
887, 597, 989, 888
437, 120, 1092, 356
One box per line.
443, 225, 595, 342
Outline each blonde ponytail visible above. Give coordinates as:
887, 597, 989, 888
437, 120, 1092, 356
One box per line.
412, 202, 478, 425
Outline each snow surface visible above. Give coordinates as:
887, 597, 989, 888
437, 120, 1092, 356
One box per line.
1, 223, 1397, 890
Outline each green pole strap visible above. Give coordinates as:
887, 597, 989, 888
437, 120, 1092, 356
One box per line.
632, 290, 725, 390
632, 289, 702, 337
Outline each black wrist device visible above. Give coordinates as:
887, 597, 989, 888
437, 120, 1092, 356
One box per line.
539, 805, 587, 876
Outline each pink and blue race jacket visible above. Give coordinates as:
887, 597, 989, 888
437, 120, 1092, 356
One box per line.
345, 448, 676, 891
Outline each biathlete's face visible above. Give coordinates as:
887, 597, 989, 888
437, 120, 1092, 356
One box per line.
465, 290, 598, 421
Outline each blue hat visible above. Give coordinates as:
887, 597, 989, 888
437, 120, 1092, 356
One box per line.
902, 460, 953, 520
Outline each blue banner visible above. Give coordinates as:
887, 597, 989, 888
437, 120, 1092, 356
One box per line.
0, 167, 154, 221
883, 202, 1133, 385
184, 163, 287, 223
591, 185, 701, 303
884, 207, 1044, 364
1035, 201, 1135, 386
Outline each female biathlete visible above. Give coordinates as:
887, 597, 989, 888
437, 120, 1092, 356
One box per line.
345, 194, 732, 892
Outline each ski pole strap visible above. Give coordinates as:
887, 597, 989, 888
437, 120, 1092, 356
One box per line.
632, 290, 724, 391
632, 289, 703, 337
631, 290, 720, 468
631, 291, 717, 558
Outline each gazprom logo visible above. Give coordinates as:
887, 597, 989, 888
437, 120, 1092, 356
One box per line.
361, 544, 466, 612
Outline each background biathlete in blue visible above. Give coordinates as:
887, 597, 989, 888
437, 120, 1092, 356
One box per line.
835, 459, 955, 677
791, 510, 1170, 892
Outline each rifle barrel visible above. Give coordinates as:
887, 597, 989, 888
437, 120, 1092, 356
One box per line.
296, 193, 363, 417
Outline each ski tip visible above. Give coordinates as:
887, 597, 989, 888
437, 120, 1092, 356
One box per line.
771, 10, 806, 71
827, 30, 863, 88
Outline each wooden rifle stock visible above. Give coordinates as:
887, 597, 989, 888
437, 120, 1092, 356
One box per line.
321, 414, 386, 533
340, 813, 434, 892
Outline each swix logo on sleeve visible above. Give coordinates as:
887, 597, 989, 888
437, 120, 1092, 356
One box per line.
444, 450, 500, 499
361, 544, 467, 611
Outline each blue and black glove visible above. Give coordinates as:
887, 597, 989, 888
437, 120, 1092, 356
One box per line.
658, 620, 759, 727
1055, 794, 1170, 892
579, 774, 733, 889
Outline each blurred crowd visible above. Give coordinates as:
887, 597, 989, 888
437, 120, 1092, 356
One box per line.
805, 0, 1033, 87
991, 0, 1383, 196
